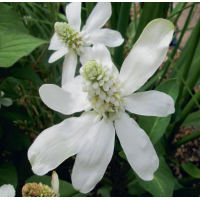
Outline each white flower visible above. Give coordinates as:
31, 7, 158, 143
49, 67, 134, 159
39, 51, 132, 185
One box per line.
0, 91, 13, 109
28, 19, 174, 194
0, 184, 15, 197
48, 2, 124, 86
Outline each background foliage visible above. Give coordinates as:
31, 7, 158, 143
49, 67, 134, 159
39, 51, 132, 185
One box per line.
0, 2, 200, 197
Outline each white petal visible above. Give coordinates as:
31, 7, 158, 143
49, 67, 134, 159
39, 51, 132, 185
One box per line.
88, 29, 124, 47
119, 19, 174, 96
93, 44, 113, 69
48, 48, 69, 63
123, 90, 175, 117
80, 47, 92, 65
82, 2, 111, 33
48, 33, 65, 50
62, 75, 86, 97
72, 119, 115, 193
66, 2, 82, 32
39, 84, 90, 115
51, 171, 60, 197
62, 51, 77, 86
112, 64, 119, 75
115, 112, 159, 181
0, 98, 13, 107
0, 184, 15, 197
28, 111, 98, 175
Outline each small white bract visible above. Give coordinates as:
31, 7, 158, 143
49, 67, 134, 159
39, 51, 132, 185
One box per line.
48, 2, 124, 86
0, 184, 15, 197
0, 91, 13, 109
28, 19, 175, 194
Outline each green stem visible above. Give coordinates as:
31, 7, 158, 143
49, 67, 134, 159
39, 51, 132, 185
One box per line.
179, 177, 200, 186
173, 130, 200, 148
179, 89, 200, 126
167, 2, 199, 20
157, 5, 195, 86
113, 2, 131, 67
172, 2, 187, 25
175, 26, 195, 33
181, 61, 200, 106
178, 16, 200, 102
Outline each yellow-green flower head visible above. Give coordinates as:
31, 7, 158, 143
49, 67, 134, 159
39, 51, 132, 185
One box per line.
54, 22, 84, 55
22, 182, 56, 197
81, 60, 103, 81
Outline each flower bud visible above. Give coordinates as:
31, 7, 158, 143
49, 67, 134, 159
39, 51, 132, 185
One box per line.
22, 182, 56, 197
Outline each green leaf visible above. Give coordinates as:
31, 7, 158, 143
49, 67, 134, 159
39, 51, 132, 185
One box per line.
8, 63, 43, 84
181, 110, 200, 127
113, 2, 131, 66
133, 2, 170, 43
25, 175, 86, 197
97, 185, 112, 197
136, 157, 175, 197
0, 3, 28, 33
168, 2, 184, 18
86, 2, 95, 17
137, 79, 179, 145
0, 29, 47, 67
127, 179, 146, 196
182, 162, 200, 178
0, 163, 18, 188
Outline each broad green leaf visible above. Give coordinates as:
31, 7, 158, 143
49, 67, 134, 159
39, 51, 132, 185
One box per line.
8, 63, 43, 84
182, 110, 200, 127
127, 179, 146, 196
0, 163, 18, 188
26, 175, 86, 197
97, 185, 112, 197
136, 156, 175, 197
0, 3, 28, 33
0, 29, 47, 67
137, 79, 179, 145
182, 162, 200, 178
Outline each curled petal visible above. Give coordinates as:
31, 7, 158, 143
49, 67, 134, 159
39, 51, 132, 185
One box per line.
115, 112, 159, 181
82, 2, 111, 33
72, 119, 115, 193
28, 111, 98, 175
39, 84, 90, 115
119, 19, 174, 96
66, 2, 82, 32
123, 90, 175, 117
